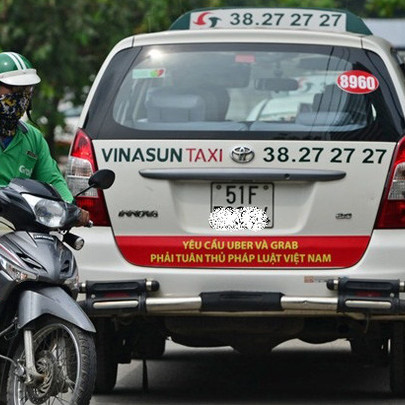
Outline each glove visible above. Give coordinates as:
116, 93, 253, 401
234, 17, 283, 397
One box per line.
76, 208, 90, 227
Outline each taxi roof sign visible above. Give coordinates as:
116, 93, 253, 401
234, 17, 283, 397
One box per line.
170, 7, 372, 35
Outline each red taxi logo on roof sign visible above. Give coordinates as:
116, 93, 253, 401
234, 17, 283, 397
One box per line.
192, 11, 221, 28
337, 70, 379, 94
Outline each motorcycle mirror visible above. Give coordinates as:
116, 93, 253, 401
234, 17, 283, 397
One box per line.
74, 169, 115, 198
88, 169, 115, 190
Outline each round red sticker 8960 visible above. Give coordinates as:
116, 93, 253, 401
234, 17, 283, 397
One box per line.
337, 70, 379, 94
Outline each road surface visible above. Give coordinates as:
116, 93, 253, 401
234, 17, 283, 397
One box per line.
91, 339, 399, 404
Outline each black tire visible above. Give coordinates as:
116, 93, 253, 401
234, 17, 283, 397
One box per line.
390, 322, 405, 396
6, 316, 96, 405
93, 319, 118, 394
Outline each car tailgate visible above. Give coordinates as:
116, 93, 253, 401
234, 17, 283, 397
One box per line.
94, 139, 394, 269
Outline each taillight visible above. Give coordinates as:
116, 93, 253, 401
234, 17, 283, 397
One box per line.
66, 129, 111, 226
375, 136, 405, 229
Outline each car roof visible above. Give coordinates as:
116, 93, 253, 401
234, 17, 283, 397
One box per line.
107, 26, 396, 58
131, 28, 365, 48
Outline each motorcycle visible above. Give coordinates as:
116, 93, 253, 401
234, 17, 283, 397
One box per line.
0, 169, 115, 405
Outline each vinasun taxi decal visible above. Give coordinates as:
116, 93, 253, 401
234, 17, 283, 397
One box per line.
101, 145, 389, 164
115, 235, 370, 269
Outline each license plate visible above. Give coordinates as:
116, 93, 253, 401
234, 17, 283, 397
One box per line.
211, 183, 274, 228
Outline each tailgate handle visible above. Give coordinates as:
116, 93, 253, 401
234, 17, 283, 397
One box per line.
139, 168, 346, 182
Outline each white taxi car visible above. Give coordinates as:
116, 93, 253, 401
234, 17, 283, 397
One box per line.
66, 7, 405, 394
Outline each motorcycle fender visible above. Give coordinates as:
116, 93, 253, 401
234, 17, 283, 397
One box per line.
17, 286, 96, 333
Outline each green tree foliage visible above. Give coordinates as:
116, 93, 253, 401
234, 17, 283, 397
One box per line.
0, 0, 196, 156
365, 0, 405, 17
199, 0, 405, 17
0, 0, 403, 157
0, 0, 133, 155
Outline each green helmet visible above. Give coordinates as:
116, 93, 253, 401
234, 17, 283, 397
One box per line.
0, 52, 41, 86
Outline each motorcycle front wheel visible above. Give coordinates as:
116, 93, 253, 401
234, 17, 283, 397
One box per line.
6, 317, 96, 405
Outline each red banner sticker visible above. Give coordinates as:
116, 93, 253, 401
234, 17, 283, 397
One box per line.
337, 70, 379, 94
115, 235, 370, 269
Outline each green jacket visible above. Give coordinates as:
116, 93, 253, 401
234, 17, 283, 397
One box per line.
0, 122, 73, 202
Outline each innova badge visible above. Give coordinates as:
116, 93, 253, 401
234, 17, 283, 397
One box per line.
230, 146, 255, 163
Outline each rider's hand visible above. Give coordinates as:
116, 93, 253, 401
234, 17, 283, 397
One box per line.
76, 208, 90, 227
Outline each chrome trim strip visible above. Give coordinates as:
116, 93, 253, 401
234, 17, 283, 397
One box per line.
344, 300, 392, 309
146, 297, 202, 312
91, 295, 399, 315
280, 296, 338, 311
139, 168, 346, 182
93, 300, 139, 309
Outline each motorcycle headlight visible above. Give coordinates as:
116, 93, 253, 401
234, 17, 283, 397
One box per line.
23, 195, 67, 229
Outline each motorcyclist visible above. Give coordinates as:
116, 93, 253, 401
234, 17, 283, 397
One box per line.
0, 51, 89, 226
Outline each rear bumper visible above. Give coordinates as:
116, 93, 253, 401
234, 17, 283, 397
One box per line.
80, 277, 405, 320
74, 228, 405, 297
74, 228, 405, 321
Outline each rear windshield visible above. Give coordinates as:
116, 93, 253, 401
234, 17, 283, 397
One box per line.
86, 43, 405, 141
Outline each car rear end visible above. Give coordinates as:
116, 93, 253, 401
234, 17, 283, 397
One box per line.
67, 7, 405, 394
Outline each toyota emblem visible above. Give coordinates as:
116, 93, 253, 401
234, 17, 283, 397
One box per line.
230, 146, 255, 163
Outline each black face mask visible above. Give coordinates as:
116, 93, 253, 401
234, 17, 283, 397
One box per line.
0, 89, 32, 137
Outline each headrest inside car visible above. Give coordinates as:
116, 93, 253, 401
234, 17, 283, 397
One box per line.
145, 88, 206, 122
